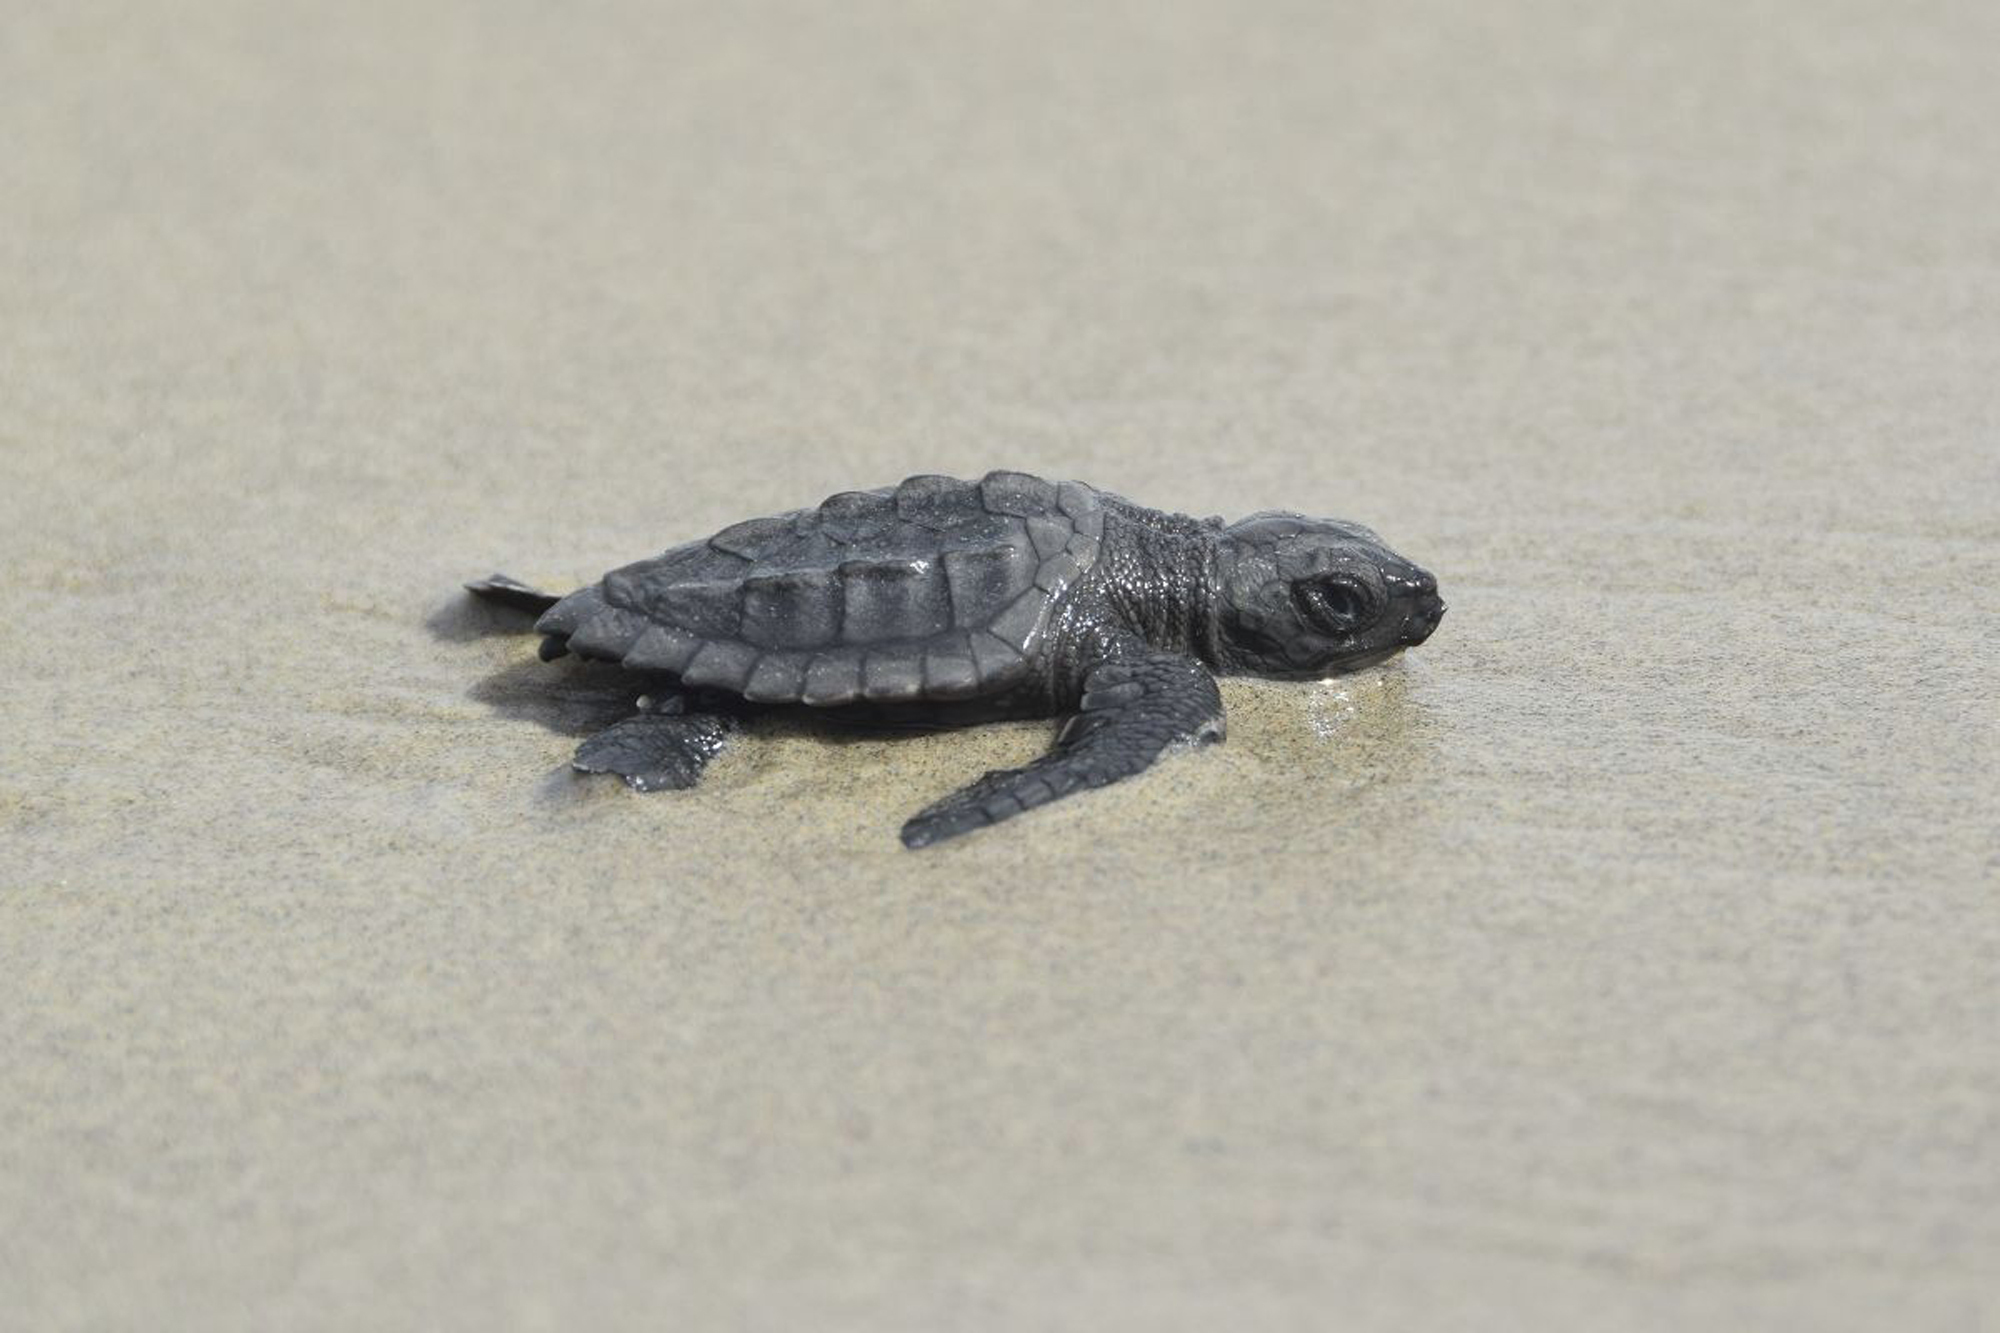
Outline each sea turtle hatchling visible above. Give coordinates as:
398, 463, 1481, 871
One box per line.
467, 471, 1445, 848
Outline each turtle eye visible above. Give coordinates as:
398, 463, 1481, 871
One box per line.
1293, 578, 1370, 634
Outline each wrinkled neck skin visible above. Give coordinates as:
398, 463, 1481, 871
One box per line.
1098, 498, 1223, 660
1034, 499, 1221, 700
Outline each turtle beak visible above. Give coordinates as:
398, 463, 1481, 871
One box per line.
1402, 592, 1446, 644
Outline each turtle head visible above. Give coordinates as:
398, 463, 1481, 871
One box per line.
1211, 512, 1445, 679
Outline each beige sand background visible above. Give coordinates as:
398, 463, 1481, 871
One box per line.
4, 1, 1997, 1328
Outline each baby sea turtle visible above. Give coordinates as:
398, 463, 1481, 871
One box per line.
467, 471, 1444, 848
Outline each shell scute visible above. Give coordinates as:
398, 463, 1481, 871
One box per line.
568, 609, 647, 660
742, 652, 808, 703
894, 474, 965, 529
652, 579, 742, 639
802, 653, 863, 706
861, 646, 926, 702
921, 638, 982, 698
988, 590, 1049, 654
535, 585, 606, 638
979, 470, 1058, 518
741, 569, 842, 649
680, 640, 761, 692
623, 624, 701, 673
969, 631, 1024, 684
838, 558, 951, 643
818, 489, 896, 545
941, 547, 1030, 627
1025, 514, 1072, 560
710, 515, 793, 561
1034, 552, 1083, 594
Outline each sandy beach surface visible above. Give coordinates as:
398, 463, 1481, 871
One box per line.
4, 2, 1996, 1328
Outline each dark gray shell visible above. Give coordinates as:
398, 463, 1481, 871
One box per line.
535, 472, 1106, 706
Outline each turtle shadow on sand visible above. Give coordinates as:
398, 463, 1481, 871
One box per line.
464, 654, 656, 739
428, 591, 648, 737
425, 590, 554, 644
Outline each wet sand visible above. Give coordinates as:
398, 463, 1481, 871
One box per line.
3, 2, 1996, 1328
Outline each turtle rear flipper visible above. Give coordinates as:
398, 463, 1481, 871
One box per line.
465, 573, 564, 616
573, 712, 732, 791
900, 645, 1225, 848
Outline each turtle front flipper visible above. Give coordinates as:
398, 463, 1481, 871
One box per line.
573, 711, 733, 791
900, 648, 1225, 849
